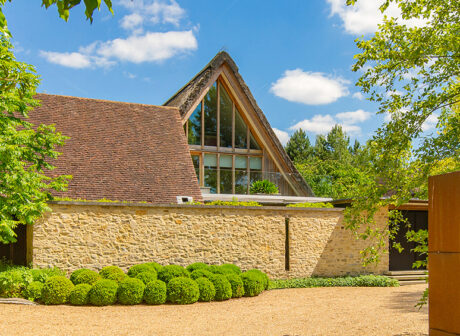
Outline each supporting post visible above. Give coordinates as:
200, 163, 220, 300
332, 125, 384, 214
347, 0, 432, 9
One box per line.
285, 216, 290, 271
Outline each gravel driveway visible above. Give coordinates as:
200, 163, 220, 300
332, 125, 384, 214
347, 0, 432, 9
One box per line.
0, 284, 427, 336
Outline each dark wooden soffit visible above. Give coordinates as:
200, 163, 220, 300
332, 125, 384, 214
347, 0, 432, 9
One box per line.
164, 51, 314, 197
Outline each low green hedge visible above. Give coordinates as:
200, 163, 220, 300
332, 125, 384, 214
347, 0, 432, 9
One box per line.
246, 269, 269, 290
72, 269, 101, 285
144, 280, 167, 305
186, 262, 210, 273
157, 265, 189, 283
167, 277, 199, 304
286, 202, 334, 208
225, 274, 245, 298
69, 284, 92, 305
195, 277, 215, 302
70, 269, 91, 284
41, 276, 74, 305
117, 278, 145, 305
190, 269, 215, 280
240, 272, 264, 297
268, 275, 399, 289
135, 271, 157, 285
209, 274, 232, 301
25, 281, 44, 301
127, 264, 157, 278
99, 266, 127, 282
89, 279, 118, 306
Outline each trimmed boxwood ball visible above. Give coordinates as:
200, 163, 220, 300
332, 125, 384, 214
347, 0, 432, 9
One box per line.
127, 264, 157, 278
89, 279, 118, 306
144, 262, 163, 273
186, 262, 209, 273
157, 265, 189, 284
240, 272, 264, 297
225, 273, 245, 298
195, 277, 215, 302
246, 269, 269, 289
190, 269, 215, 280
208, 265, 226, 275
209, 274, 232, 301
69, 284, 92, 305
135, 271, 157, 285
25, 281, 44, 301
73, 269, 101, 285
70, 268, 91, 284
144, 280, 167, 305
99, 266, 127, 282
41, 276, 74, 305
166, 277, 199, 304
117, 278, 145, 305
220, 264, 241, 274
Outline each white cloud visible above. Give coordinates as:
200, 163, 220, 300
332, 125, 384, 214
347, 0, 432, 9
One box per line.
270, 69, 349, 105
422, 114, 438, 131
273, 128, 290, 146
327, 0, 427, 35
39, 51, 91, 69
336, 109, 372, 124
290, 115, 361, 135
119, 0, 185, 27
352, 92, 364, 100
120, 13, 144, 32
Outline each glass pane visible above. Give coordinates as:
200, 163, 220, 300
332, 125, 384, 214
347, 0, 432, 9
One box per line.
250, 171, 263, 187
249, 157, 262, 170
220, 155, 232, 194
219, 84, 233, 148
234, 108, 247, 149
204, 154, 217, 194
235, 155, 247, 169
235, 169, 248, 194
204, 83, 217, 146
187, 103, 201, 145
249, 131, 261, 150
191, 155, 200, 185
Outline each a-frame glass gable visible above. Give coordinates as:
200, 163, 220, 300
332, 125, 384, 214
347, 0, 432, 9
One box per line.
183, 77, 265, 194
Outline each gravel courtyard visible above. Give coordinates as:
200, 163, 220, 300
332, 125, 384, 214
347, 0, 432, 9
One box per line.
0, 284, 427, 336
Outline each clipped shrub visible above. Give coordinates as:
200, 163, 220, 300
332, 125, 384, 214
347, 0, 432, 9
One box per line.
144, 280, 167, 305
31, 267, 65, 283
70, 268, 91, 284
240, 272, 264, 297
127, 264, 157, 278
209, 274, 232, 301
117, 278, 145, 305
249, 179, 279, 195
286, 202, 333, 208
246, 269, 269, 290
69, 284, 92, 305
225, 273, 245, 298
72, 269, 101, 285
0, 267, 33, 298
41, 276, 74, 305
89, 279, 118, 306
206, 200, 261, 207
268, 275, 400, 289
186, 262, 209, 273
195, 277, 215, 302
167, 277, 199, 304
135, 271, 157, 285
220, 264, 241, 274
157, 265, 189, 284
25, 281, 44, 301
144, 262, 163, 273
190, 269, 215, 280
99, 266, 127, 282
208, 265, 226, 275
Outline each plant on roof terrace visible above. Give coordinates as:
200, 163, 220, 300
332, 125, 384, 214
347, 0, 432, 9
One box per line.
249, 180, 279, 195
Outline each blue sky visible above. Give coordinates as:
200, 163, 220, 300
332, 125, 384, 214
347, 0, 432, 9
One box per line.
3, 0, 437, 145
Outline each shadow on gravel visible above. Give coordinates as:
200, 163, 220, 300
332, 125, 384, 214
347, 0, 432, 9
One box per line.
392, 333, 428, 336
385, 287, 428, 314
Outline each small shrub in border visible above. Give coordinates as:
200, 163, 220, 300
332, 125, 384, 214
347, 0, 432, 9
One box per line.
208, 265, 227, 275
41, 276, 74, 305
249, 179, 279, 195
70, 268, 91, 284
209, 274, 232, 301
117, 278, 145, 305
144, 262, 163, 273
286, 202, 334, 208
190, 269, 215, 280
31, 267, 65, 283
240, 272, 264, 297
157, 265, 189, 284
186, 262, 209, 273
0, 267, 33, 298
25, 281, 44, 301
72, 269, 101, 285
246, 269, 269, 290
89, 279, 118, 306
195, 277, 215, 302
268, 275, 400, 289
144, 280, 167, 305
99, 266, 127, 282
220, 264, 241, 275
135, 271, 157, 285
69, 284, 92, 305
127, 264, 157, 278
166, 277, 199, 304
225, 273, 245, 298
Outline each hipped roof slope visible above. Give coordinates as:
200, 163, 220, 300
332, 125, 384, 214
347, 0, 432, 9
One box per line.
28, 94, 202, 203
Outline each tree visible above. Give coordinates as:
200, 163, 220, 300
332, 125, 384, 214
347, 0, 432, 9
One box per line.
285, 129, 312, 163
343, 0, 459, 266
0, 0, 114, 244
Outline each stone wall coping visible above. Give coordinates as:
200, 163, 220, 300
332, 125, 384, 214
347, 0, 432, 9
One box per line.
48, 200, 344, 213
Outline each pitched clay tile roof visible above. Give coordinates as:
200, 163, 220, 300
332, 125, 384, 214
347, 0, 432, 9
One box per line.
28, 94, 202, 204
164, 51, 314, 197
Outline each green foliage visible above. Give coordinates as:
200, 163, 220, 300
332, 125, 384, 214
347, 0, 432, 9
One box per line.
99, 266, 127, 282
117, 278, 145, 305
286, 202, 334, 208
186, 262, 210, 273
144, 262, 163, 273
143, 280, 167, 305
24, 281, 43, 301
31, 267, 65, 283
209, 274, 232, 301
69, 283, 91, 305
127, 264, 157, 278
240, 272, 264, 297
72, 269, 100, 285
135, 271, 157, 285
220, 264, 241, 274
285, 128, 313, 163
166, 277, 199, 305
195, 277, 215, 302
157, 265, 189, 284
208, 265, 226, 275
41, 276, 74, 305
88, 279, 118, 306
225, 274, 244, 298
0, 267, 33, 298
249, 180, 279, 195
246, 269, 269, 290
69, 268, 91, 284
190, 269, 215, 281
269, 275, 399, 289
206, 200, 261, 207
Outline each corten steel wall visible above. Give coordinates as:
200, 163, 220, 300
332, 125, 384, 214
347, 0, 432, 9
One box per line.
31, 202, 389, 278
429, 171, 460, 336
